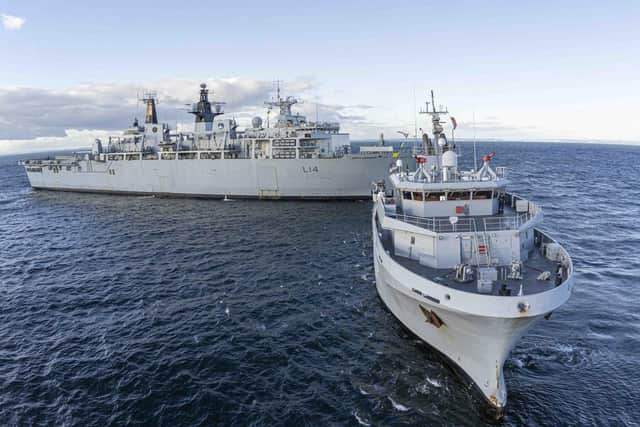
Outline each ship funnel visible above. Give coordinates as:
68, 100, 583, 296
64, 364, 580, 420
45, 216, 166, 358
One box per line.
142, 91, 158, 124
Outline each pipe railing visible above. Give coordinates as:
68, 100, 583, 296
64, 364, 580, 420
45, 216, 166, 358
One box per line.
385, 209, 537, 233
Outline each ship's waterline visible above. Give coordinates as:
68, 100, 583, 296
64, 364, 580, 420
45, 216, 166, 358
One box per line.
21, 83, 415, 199
26, 157, 410, 199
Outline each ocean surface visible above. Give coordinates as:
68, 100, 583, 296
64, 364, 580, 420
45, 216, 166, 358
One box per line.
1, 141, 639, 426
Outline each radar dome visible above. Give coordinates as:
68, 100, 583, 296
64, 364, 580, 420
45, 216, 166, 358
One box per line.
215, 104, 223, 113
442, 150, 458, 168
200, 83, 207, 89
252, 116, 263, 129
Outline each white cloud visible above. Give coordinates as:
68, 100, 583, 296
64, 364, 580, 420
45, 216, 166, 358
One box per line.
0, 78, 384, 154
0, 129, 110, 155
1, 14, 25, 31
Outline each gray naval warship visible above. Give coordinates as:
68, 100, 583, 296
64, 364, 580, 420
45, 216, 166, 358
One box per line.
21, 84, 412, 199
372, 92, 574, 417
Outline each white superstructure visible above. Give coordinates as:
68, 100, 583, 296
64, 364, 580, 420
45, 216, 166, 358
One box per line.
21, 84, 413, 199
371, 92, 574, 417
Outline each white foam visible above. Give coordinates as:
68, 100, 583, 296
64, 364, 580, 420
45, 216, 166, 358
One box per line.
225, 307, 230, 316
556, 343, 574, 353
359, 387, 369, 395
353, 412, 371, 426
427, 377, 442, 388
588, 331, 615, 340
388, 397, 410, 412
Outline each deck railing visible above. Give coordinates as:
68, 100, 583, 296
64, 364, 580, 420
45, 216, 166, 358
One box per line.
385, 211, 534, 233
382, 191, 540, 233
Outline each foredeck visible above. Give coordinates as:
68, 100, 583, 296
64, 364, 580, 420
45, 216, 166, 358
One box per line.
393, 249, 557, 296
377, 223, 563, 296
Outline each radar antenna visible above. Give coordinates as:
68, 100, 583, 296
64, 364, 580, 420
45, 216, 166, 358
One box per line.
189, 83, 225, 124
274, 79, 282, 101
264, 80, 303, 127
419, 90, 451, 155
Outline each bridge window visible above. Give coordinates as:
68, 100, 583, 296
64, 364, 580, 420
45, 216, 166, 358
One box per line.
403, 191, 412, 200
448, 191, 470, 200
412, 192, 424, 201
472, 190, 493, 200
425, 192, 445, 201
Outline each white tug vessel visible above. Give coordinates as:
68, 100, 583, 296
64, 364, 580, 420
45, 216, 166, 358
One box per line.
21, 84, 411, 199
371, 92, 574, 416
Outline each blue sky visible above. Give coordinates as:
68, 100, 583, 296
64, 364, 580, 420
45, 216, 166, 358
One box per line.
1, 0, 639, 153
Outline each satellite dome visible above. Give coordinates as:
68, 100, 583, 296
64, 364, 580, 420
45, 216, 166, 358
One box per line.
252, 116, 263, 129
442, 150, 458, 168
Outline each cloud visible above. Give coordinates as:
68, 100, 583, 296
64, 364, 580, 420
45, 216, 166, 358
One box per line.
0, 78, 278, 140
0, 129, 111, 155
0, 78, 386, 154
1, 14, 25, 31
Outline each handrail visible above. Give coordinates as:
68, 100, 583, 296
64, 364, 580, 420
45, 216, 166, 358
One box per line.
385, 210, 535, 233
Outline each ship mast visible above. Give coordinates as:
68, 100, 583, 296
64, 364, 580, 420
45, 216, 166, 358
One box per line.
419, 90, 450, 156
189, 83, 225, 130
264, 80, 301, 127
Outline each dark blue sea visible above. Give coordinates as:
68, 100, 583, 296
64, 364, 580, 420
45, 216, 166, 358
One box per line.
1, 142, 639, 426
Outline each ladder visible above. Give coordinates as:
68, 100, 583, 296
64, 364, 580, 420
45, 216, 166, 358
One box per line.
472, 219, 492, 267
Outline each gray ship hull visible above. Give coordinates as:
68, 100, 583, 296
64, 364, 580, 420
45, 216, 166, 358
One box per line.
25, 156, 408, 199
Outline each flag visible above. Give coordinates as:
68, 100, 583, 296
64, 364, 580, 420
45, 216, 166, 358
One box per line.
451, 116, 458, 129
392, 152, 399, 159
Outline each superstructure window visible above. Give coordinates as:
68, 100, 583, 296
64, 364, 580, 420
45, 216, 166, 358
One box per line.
403, 191, 412, 200
448, 191, 470, 200
425, 192, 445, 201
472, 190, 493, 200
412, 192, 424, 201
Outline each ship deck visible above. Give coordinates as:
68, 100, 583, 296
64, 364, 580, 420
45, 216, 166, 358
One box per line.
378, 227, 562, 297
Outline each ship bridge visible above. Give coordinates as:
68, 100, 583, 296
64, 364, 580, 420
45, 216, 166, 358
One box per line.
373, 145, 570, 297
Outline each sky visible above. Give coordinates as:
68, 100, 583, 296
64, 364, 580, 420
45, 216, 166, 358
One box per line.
0, 0, 639, 154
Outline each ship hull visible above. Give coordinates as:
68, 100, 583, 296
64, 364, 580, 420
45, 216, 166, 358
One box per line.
371, 213, 573, 415
24, 156, 406, 199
